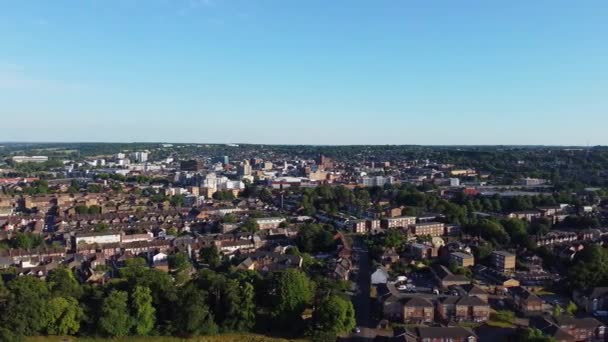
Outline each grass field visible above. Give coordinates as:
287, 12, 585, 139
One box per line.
26, 334, 308, 342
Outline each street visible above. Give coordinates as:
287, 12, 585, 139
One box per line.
351, 237, 371, 328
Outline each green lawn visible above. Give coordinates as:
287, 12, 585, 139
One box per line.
26, 334, 308, 342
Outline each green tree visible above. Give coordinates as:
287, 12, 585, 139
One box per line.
566, 301, 578, 316
501, 218, 529, 246
94, 222, 109, 232
131, 286, 156, 335
296, 223, 335, 253
1, 276, 50, 336
553, 304, 563, 317
46, 296, 83, 335
170, 194, 185, 207
568, 244, 608, 290
46, 266, 83, 299
492, 310, 515, 325
384, 229, 406, 249
74, 205, 89, 215
200, 245, 221, 269
178, 285, 218, 336
464, 219, 510, 245
271, 269, 314, 328
88, 205, 102, 214
240, 218, 259, 233
310, 294, 356, 336
10, 232, 43, 250
519, 328, 557, 342
98, 290, 132, 337
87, 184, 102, 193
168, 251, 191, 271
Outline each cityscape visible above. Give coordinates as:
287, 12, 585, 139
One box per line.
1, 143, 608, 342
2, 1, 608, 342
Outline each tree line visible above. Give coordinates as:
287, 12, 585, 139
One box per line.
0, 258, 355, 341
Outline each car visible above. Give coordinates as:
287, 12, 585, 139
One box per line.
353, 327, 361, 334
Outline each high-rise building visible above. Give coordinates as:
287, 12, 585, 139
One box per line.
221, 156, 229, 165
237, 160, 252, 177
316, 154, 333, 170
263, 161, 273, 170
131, 151, 148, 163
180, 159, 203, 172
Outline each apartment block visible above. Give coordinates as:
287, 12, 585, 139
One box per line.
491, 250, 516, 273
410, 222, 445, 237
450, 252, 475, 268
382, 216, 417, 229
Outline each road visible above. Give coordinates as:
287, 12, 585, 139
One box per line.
351, 237, 371, 328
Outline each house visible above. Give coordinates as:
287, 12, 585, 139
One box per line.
254, 217, 286, 230
402, 297, 434, 324
331, 258, 352, 280
409, 242, 437, 260
215, 239, 255, 254
386, 206, 405, 218
351, 219, 367, 234
371, 267, 390, 285
394, 326, 478, 342
529, 316, 576, 342
432, 264, 470, 288
381, 248, 400, 267
551, 315, 606, 342
152, 252, 168, 264
529, 315, 606, 342
237, 251, 303, 272
537, 206, 563, 217
366, 219, 381, 233
436, 296, 490, 323
381, 294, 404, 320
574, 287, 608, 317
74, 232, 121, 246
450, 284, 489, 302
509, 286, 544, 313
507, 210, 542, 221
474, 265, 520, 289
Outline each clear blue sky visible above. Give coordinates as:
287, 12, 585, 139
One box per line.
1, 0, 606, 145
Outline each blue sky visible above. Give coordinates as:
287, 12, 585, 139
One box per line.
1, 0, 606, 145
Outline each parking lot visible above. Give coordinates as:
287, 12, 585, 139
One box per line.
392, 270, 437, 294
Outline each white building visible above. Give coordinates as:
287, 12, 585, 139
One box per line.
12, 156, 49, 163
75, 232, 121, 245
358, 175, 395, 187
131, 151, 148, 163
254, 217, 286, 230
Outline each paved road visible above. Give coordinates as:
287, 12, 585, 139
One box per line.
351, 237, 371, 328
